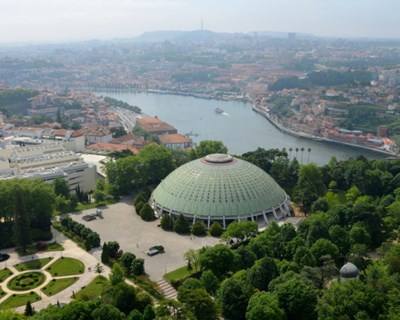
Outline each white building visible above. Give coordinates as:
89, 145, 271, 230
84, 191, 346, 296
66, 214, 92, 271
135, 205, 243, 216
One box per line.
0, 142, 96, 192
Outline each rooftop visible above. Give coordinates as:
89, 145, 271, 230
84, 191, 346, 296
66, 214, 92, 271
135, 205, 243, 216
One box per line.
152, 154, 287, 218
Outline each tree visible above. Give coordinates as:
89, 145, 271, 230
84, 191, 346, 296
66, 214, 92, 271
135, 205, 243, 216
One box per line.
24, 301, 35, 316
191, 140, 228, 158
385, 244, 400, 274
178, 278, 204, 301
246, 292, 285, 320
102, 282, 137, 315
140, 204, 156, 222
120, 252, 136, 270
91, 304, 125, 320
222, 221, 257, 241
310, 239, 339, 264
128, 310, 144, 320
269, 271, 318, 320
317, 279, 381, 320
294, 163, 326, 212
179, 288, 217, 320
220, 276, 253, 320
209, 222, 223, 237
199, 244, 235, 277
200, 270, 218, 294
184, 249, 201, 272
174, 214, 190, 235
191, 221, 207, 236
349, 222, 371, 247
160, 214, 174, 231
106, 241, 121, 259
110, 263, 125, 286
329, 225, 350, 256
131, 259, 145, 276
247, 256, 279, 291
155, 300, 196, 320
13, 185, 31, 253
143, 305, 155, 320
294, 246, 317, 267
235, 246, 257, 269
53, 177, 70, 198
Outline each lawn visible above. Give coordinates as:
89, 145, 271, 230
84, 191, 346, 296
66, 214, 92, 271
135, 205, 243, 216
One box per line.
0, 269, 13, 283
14, 257, 53, 272
7, 272, 46, 291
42, 277, 79, 296
0, 292, 41, 310
74, 276, 108, 300
164, 266, 192, 283
46, 257, 84, 276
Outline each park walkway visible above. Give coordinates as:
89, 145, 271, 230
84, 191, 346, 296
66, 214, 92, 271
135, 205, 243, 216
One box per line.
0, 228, 111, 312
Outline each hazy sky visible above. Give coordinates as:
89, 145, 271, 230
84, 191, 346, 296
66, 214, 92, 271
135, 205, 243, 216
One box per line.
1, 0, 399, 43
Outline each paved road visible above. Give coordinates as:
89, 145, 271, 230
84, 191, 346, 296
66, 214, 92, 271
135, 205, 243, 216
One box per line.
72, 201, 220, 280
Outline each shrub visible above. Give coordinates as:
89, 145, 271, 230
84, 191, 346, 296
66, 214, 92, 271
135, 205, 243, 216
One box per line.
135, 201, 145, 215
160, 214, 174, 231
120, 252, 136, 270
131, 259, 145, 276
174, 214, 190, 235
209, 222, 223, 237
140, 204, 156, 222
192, 221, 207, 236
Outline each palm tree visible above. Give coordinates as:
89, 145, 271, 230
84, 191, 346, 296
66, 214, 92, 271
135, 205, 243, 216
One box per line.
307, 148, 312, 163
184, 249, 201, 272
295, 147, 299, 159
300, 147, 305, 163
288, 148, 293, 159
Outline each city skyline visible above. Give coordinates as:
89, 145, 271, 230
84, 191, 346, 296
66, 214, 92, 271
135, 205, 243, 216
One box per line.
1, 0, 400, 44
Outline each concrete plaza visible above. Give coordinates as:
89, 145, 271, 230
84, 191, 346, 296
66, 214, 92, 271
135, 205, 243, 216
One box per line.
71, 201, 220, 280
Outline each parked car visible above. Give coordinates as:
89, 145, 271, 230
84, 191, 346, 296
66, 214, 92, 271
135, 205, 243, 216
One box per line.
146, 245, 165, 256
82, 214, 96, 222
0, 253, 10, 262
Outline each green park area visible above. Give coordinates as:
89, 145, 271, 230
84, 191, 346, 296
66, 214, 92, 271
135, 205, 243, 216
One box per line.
7, 272, 46, 291
46, 257, 84, 277
0, 269, 13, 283
0, 292, 41, 310
14, 258, 53, 272
164, 266, 192, 283
74, 276, 108, 300
42, 278, 79, 297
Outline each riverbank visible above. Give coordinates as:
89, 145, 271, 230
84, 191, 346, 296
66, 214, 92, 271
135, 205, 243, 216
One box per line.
252, 105, 398, 158
85, 87, 249, 103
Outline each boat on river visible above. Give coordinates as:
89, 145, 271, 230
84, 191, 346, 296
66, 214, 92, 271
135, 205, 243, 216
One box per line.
215, 107, 224, 114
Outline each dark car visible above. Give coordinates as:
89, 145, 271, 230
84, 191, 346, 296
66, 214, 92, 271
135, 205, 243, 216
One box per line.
146, 245, 165, 256
0, 253, 10, 262
82, 214, 96, 222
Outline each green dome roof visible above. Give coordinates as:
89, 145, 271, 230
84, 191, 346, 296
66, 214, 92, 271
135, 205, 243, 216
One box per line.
151, 154, 288, 218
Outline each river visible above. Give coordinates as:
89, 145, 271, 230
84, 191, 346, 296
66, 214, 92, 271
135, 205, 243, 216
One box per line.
98, 91, 385, 165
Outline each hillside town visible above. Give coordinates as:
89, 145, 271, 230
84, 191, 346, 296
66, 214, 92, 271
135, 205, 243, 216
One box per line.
1, 33, 400, 155
0, 88, 192, 192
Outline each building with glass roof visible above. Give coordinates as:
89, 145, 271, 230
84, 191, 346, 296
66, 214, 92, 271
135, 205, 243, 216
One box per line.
150, 154, 291, 228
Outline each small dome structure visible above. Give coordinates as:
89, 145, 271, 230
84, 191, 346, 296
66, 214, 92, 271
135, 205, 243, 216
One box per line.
340, 262, 359, 279
150, 154, 290, 227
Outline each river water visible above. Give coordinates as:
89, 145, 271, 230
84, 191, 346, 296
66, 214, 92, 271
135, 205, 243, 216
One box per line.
99, 91, 385, 165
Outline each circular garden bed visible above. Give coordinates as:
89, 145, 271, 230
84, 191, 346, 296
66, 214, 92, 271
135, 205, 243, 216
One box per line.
8, 272, 46, 291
